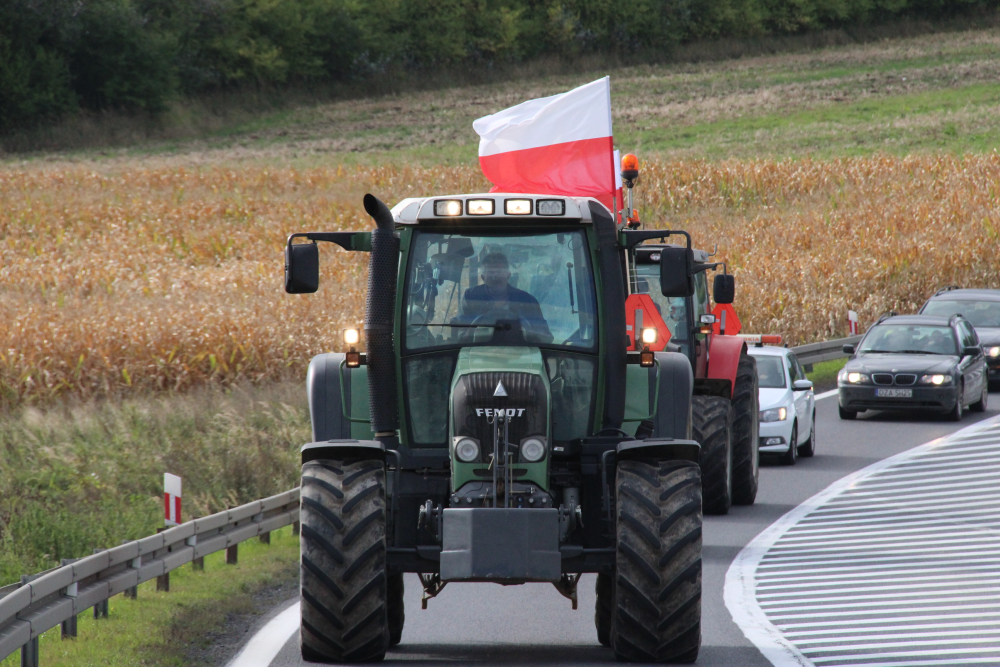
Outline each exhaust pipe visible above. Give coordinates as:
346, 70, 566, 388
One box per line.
363, 194, 399, 439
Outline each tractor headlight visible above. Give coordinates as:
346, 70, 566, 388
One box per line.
343, 328, 360, 345
989, 346, 1000, 358
760, 407, 787, 422
466, 199, 494, 215
641, 327, 658, 344
455, 438, 480, 462
919, 374, 953, 385
434, 199, 463, 216
536, 199, 565, 216
504, 199, 532, 215
520, 437, 546, 462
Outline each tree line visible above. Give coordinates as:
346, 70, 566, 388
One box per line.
1, 0, 994, 133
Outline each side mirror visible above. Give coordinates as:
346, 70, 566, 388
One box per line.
285, 242, 319, 293
713, 274, 735, 304
659, 247, 694, 298
793, 379, 813, 391
842, 344, 855, 355
964, 346, 981, 357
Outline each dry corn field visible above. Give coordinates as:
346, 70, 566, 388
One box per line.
3, 154, 1000, 405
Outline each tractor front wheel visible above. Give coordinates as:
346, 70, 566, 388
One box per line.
692, 395, 733, 516
730, 353, 759, 506
300, 459, 389, 663
611, 459, 702, 663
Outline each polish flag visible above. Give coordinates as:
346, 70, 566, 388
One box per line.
473, 77, 615, 208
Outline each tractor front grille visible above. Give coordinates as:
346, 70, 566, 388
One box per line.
452, 372, 546, 461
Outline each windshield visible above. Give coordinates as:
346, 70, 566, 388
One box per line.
754, 356, 787, 388
922, 300, 1000, 328
860, 324, 958, 355
403, 230, 597, 351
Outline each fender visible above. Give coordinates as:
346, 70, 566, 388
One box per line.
617, 438, 700, 463
706, 334, 747, 401
302, 439, 385, 464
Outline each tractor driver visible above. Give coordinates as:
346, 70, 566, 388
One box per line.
460, 252, 552, 342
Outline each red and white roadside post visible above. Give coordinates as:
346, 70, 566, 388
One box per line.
164, 473, 181, 526
848, 310, 860, 336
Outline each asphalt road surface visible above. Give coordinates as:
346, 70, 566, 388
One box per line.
235, 390, 999, 667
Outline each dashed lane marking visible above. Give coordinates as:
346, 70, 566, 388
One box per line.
725, 416, 1000, 667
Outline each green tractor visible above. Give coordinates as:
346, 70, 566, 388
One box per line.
285, 193, 704, 663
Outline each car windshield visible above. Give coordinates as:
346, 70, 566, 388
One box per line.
403, 230, 597, 351
860, 324, 958, 355
754, 356, 786, 388
922, 300, 1000, 328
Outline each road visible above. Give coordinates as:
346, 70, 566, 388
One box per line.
235, 391, 999, 667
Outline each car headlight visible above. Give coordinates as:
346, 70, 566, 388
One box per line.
989, 346, 1000, 358
839, 370, 870, 384
455, 438, 480, 462
759, 407, 788, 423
919, 374, 954, 385
520, 437, 546, 462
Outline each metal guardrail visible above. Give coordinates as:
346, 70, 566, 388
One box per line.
0, 488, 300, 664
791, 335, 862, 368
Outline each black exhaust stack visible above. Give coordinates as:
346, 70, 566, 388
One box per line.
363, 194, 400, 439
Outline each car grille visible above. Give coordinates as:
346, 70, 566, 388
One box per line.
872, 372, 918, 386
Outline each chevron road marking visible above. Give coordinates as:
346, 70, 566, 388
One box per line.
726, 416, 1000, 667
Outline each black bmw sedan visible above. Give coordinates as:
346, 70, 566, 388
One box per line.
919, 288, 1000, 389
838, 314, 988, 421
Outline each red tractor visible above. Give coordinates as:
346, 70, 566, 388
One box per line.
617, 155, 759, 514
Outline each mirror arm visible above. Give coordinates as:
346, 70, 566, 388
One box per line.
287, 232, 371, 252
621, 229, 692, 250
692, 261, 727, 275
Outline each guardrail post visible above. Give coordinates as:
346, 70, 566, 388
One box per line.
93, 599, 108, 619
19, 576, 40, 666
191, 516, 205, 570
226, 544, 238, 565
293, 520, 300, 536
155, 527, 170, 591
61, 560, 79, 638
20, 636, 38, 667
259, 531, 270, 544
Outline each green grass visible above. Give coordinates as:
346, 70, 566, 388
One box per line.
0, 526, 298, 667
0, 382, 308, 586
629, 82, 1000, 159
806, 358, 848, 389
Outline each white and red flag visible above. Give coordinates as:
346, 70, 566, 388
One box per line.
473, 77, 615, 208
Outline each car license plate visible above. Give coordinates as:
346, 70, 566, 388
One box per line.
876, 388, 912, 398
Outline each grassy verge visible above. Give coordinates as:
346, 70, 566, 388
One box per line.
0, 382, 308, 585
0, 526, 298, 667
806, 358, 848, 391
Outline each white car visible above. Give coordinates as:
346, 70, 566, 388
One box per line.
747, 342, 816, 464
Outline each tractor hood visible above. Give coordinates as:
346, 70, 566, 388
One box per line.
450, 347, 551, 492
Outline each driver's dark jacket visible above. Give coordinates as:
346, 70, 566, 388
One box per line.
459, 284, 552, 340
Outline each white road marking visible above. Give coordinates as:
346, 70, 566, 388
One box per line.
227, 601, 300, 667
815, 389, 838, 400
725, 415, 1000, 667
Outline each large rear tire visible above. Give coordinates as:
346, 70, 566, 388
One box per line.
300, 459, 389, 663
595, 573, 613, 647
387, 574, 404, 647
611, 459, 702, 663
692, 395, 732, 516
730, 353, 759, 506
